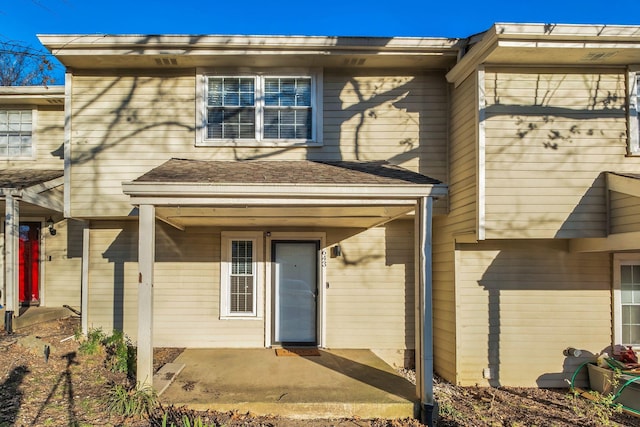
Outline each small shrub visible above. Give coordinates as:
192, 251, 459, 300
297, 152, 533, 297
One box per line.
106, 383, 157, 418
104, 330, 134, 374
78, 328, 106, 355
78, 328, 135, 376
160, 413, 221, 427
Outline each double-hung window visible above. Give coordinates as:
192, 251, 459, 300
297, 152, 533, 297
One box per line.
614, 254, 640, 348
220, 232, 263, 319
0, 109, 33, 158
198, 70, 322, 146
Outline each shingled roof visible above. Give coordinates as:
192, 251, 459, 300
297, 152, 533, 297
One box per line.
133, 159, 441, 186
0, 170, 63, 189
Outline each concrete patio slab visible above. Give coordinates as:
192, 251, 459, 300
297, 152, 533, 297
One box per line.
159, 348, 418, 419
1, 306, 73, 330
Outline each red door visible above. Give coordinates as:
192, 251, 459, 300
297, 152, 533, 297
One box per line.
19, 222, 40, 305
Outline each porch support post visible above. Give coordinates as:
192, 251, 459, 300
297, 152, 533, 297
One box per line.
416, 196, 436, 425
81, 221, 90, 335
4, 194, 19, 332
136, 204, 155, 388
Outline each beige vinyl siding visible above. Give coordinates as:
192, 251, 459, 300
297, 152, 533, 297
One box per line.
325, 221, 414, 350
430, 73, 478, 383
42, 219, 83, 308
69, 70, 448, 218
320, 71, 448, 181
483, 68, 635, 239
87, 221, 264, 347
456, 240, 611, 387
609, 191, 640, 234
1, 104, 64, 170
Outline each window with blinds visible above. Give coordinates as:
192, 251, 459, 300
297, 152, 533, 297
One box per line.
203, 73, 317, 143
230, 240, 254, 314
0, 110, 33, 158
621, 264, 640, 346
220, 232, 262, 318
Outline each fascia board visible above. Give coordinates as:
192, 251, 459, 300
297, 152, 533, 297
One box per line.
0, 86, 65, 105
446, 27, 498, 86
607, 172, 640, 198
38, 34, 461, 52
122, 182, 448, 199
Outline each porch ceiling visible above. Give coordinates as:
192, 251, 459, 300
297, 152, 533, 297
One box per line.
155, 205, 415, 228
0, 170, 64, 213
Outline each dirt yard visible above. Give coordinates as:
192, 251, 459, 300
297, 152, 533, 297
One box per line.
0, 317, 638, 427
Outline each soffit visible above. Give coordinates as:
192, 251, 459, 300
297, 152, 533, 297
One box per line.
0, 86, 65, 106
447, 23, 640, 84
38, 34, 462, 70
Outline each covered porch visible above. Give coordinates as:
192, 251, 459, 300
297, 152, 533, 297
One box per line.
157, 348, 417, 419
1, 170, 64, 331
122, 158, 447, 421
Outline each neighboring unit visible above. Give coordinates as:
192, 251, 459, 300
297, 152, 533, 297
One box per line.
0, 85, 82, 325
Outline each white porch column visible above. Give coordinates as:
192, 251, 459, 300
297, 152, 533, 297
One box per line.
81, 221, 90, 335
137, 204, 155, 387
415, 196, 436, 425
4, 194, 19, 322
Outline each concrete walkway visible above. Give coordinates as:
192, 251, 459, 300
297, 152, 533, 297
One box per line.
159, 348, 418, 419
1, 306, 72, 330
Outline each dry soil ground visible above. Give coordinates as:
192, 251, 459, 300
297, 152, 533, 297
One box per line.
0, 317, 638, 427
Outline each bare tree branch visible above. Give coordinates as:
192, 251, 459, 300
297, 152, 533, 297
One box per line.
0, 37, 62, 86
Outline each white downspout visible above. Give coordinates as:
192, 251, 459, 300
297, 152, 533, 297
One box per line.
418, 196, 436, 425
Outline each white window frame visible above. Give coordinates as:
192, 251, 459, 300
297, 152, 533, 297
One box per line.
0, 107, 37, 160
627, 71, 640, 155
220, 231, 263, 319
613, 253, 640, 350
196, 68, 323, 147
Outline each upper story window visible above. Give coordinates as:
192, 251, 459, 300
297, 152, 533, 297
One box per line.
0, 109, 33, 158
197, 70, 322, 147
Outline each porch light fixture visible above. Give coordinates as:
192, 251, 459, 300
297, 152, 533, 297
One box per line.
46, 217, 57, 236
331, 245, 342, 257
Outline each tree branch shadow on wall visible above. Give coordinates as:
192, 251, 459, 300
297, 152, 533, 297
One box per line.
475, 240, 611, 389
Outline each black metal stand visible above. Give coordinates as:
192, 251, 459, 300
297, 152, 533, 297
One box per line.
421, 401, 438, 427
4, 310, 13, 334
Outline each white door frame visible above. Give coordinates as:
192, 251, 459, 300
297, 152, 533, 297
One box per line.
265, 232, 326, 348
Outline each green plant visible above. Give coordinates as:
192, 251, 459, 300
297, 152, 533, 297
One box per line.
160, 413, 221, 427
78, 328, 136, 376
106, 383, 158, 418
438, 399, 465, 420
103, 329, 135, 374
569, 374, 623, 427
78, 328, 106, 355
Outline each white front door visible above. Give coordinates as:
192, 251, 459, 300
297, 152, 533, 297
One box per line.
273, 241, 318, 345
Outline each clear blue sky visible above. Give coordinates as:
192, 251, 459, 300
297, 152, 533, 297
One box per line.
2, 0, 640, 80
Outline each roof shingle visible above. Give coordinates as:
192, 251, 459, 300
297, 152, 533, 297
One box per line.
133, 159, 441, 186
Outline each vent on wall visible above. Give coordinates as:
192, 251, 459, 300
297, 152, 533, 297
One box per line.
155, 57, 178, 66
343, 58, 366, 66
46, 99, 64, 105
